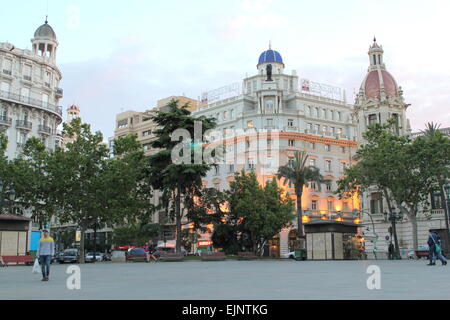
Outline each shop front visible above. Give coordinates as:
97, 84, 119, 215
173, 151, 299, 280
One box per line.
305, 220, 361, 260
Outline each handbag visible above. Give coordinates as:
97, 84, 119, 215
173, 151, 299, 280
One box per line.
32, 258, 41, 274
431, 234, 442, 254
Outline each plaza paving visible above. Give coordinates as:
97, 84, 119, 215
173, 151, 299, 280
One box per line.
0, 259, 449, 300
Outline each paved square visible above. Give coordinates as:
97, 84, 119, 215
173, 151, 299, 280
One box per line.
0, 259, 448, 300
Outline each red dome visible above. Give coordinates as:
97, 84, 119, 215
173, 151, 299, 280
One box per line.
364, 70, 397, 99
67, 105, 80, 112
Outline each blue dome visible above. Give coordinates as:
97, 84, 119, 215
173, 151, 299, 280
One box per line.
258, 49, 284, 66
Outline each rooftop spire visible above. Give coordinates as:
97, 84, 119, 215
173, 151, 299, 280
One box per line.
269, 40, 272, 50
45, 15, 48, 24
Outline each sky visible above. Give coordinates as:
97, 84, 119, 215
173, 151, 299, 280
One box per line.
1, 0, 450, 139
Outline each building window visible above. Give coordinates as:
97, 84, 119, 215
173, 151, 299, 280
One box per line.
309, 159, 316, 167
331, 127, 335, 134
311, 200, 318, 210
430, 190, 444, 209
314, 124, 320, 132
330, 110, 334, 120
310, 181, 317, 190
247, 120, 254, 128
228, 164, 235, 173
266, 118, 273, 127
309, 142, 315, 149
325, 160, 331, 172
339, 162, 346, 173
326, 182, 332, 192
368, 114, 377, 125
223, 111, 228, 120
143, 143, 151, 151
248, 158, 255, 170
370, 192, 383, 214
341, 146, 345, 153
288, 139, 294, 147
142, 130, 151, 137
307, 123, 312, 131
314, 107, 319, 117
306, 106, 311, 116
337, 111, 342, 121
327, 199, 333, 211
325, 144, 331, 151
117, 119, 128, 129
287, 119, 294, 127
214, 166, 220, 175
230, 109, 234, 119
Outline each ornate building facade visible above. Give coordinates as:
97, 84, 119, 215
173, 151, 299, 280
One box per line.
0, 19, 63, 159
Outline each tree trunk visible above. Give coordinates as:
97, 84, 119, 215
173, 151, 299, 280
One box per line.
383, 189, 401, 259
296, 190, 305, 249
79, 226, 86, 263
175, 189, 182, 254
93, 223, 97, 262
409, 214, 419, 252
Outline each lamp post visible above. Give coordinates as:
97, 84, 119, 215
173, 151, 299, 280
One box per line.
384, 207, 403, 260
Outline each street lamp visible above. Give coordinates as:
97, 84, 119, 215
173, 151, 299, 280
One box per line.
384, 207, 403, 260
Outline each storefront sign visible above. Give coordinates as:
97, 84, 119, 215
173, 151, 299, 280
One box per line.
197, 240, 213, 247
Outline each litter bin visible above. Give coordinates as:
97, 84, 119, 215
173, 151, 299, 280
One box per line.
295, 249, 306, 261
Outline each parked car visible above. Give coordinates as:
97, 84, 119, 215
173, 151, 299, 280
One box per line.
126, 248, 149, 262
281, 251, 296, 259
103, 253, 112, 261
85, 252, 104, 262
59, 248, 80, 264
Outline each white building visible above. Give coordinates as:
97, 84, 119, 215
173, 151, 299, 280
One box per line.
193, 46, 361, 257
0, 19, 63, 160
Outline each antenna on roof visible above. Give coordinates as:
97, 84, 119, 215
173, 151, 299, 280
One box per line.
373, 35, 376, 42
45, 0, 49, 23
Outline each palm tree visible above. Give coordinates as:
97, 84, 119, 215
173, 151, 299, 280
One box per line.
277, 151, 326, 247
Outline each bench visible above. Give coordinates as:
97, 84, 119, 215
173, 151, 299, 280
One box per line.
158, 252, 184, 262
201, 252, 226, 261
237, 252, 258, 260
1, 255, 34, 266
414, 250, 429, 259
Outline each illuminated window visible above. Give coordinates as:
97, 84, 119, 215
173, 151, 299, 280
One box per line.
309, 159, 316, 167
327, 199, 333, 211
311, 200, 318, 210
247, 120, 254, 128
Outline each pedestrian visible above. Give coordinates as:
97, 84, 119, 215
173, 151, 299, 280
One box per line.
37, 229, 55, 281
388, 242, 395, 260
427, 230, 447, 266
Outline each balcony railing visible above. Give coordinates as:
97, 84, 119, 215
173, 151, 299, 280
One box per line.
16, 120, 32, 130
0, 90, 62, 117
38, 125, 52, 135
0, 116, 12, 126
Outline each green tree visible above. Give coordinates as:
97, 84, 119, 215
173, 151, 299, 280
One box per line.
7, 138, 54, 226
337, 121, 439, 253
147, 99, 216, 253
48, 118, 153, 262
207, 171, 293, 255
277, 151, 326, 247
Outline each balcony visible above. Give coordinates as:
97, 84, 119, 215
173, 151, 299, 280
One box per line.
23, 75, 32, 82
2, 69, 12, 76
16, 120, 32, 131
0, 90, 62, 117
55, 87, 63, 98
38, 125, 52, 135
283, 126, 298, 132
0, 116, 12, 127
303, 210, 358, 222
